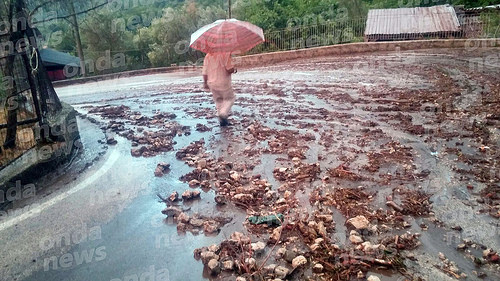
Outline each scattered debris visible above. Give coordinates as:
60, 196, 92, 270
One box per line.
292, 255, 307, 268
105, 132, 117, 145
367, 276, 381, 281
154, 162, 170, 177
82, 50, 500, 281
329, 164, 363, 181
248, 214, 284, 226
435, 252, 466, 279
176, 139, 205, 160
196, 123, 211, 132
181, 190, 201, 200
346, 215, 370, 230
168, 191, 179, 202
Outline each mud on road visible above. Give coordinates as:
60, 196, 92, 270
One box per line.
73, 48, 500, 281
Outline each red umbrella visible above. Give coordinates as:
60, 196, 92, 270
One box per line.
190, 19, 265, 54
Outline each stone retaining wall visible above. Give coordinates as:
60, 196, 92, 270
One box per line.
52, 39, 500, 87
233, 38, 500, 67
53, 65, 199, 87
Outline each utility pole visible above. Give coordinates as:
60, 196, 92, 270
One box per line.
228, 0, 231, 19
68, 1, 86, 77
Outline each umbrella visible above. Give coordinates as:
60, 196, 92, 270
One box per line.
190, 19, 264, 54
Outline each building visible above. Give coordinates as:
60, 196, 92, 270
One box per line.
364, 5, 461, 42
39, 48, 81, 81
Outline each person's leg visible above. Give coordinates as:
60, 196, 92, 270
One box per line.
211, 89, 223, 117
211, 89, 228, 126
218, 89, 235, 119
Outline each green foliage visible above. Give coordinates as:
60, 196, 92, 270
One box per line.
338, 0, 368, 18
233, 0, 341, 30
25, 0, 500, 73
362, 0, 401, 8
233, 0, 281, 30
481, 11, 500, 37
79, 9, 136, 72
363, 0, 449, 9
135, 2, 226, 67
41, 22, 76, 53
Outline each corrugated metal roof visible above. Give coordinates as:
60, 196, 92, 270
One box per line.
40, 48, 80, 67
365, 5, 460, 36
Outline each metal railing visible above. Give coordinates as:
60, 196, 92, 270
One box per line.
458, 13, 500, 39
248, 18, 366, 54
247, 13, 500, 55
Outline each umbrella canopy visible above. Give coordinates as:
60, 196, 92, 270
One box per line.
190, 19, 264, 54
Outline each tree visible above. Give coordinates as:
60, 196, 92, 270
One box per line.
28, 0, 108, 76
79, 9, 134, 74
42, 21, 76, 52
338, 0, 367, 18
233, 0, 281, 30
135, 2, 226, 67
233, 0, 340, 30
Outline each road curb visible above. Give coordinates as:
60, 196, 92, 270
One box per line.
52, 65, 200, 87
233, 38, 500, 67
53, 39, 500, 87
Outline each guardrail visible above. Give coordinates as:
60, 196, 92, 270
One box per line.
247, 13, 499, 54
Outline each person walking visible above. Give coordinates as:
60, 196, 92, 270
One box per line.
190, 19, 264, 125
202, 52, 237, 126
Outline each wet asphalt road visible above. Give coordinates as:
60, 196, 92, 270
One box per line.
1, 48, 500, 281
1, 72, 226, 281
